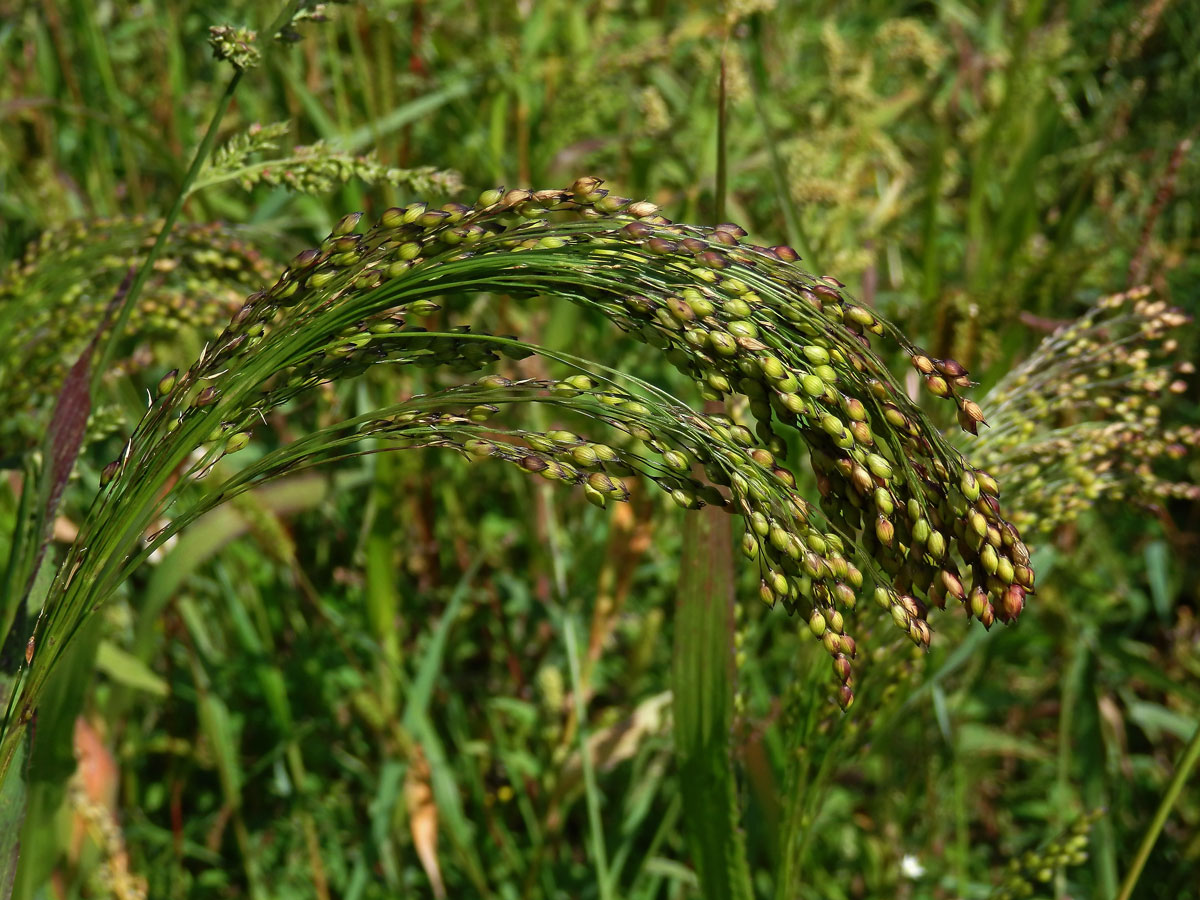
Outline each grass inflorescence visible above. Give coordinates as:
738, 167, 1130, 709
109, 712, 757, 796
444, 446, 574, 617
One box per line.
191, 121, 463, 198
4, 177, 1036, 780
0, 218, 274, 452
971, 286, 1200, 533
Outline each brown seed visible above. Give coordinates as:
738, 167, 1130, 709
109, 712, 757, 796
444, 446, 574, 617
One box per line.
1000, 584, 1026, 622
911, 354, 935, 375
194, 386, 219, 406
941, 570, 966, 601
622, 221, 654, 240
627, 200, 660, 218
910, 619, 932, 648
570, 176, 604, 196
520, 455, 548, 473
935, 357, 968, 378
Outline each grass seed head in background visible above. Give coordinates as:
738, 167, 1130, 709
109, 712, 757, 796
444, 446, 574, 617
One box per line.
2, 178, 1035, 768
0, 218, 274, 453
989, 811, 1104, 900
971, 286, 1200, 533
189, 121, 463, 198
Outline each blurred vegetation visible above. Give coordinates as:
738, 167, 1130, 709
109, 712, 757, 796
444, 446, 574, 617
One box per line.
0, 1, 1197, 899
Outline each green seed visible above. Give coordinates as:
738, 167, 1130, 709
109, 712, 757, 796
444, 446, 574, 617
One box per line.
409, 299, 441, 315
741, 532, 759, 560
759, 355, 786, 380
865, 453, 892, 480
477, 375, 512, 389
157, 369, 178, 396
685, 293, 715, 317
801, 345, 829, 366
333, 212, 363, 235
663, 450, 691, 472
725, 298, 753, 318
808, 610, 826, 638
961, 469, 981, 501
813, 364, 838, 384
911, 517, 930, 544
571, 445, 600, 466
750, 511, 770, 537
464, 439, 495, 461
672, 487, 701, 509
759, 581, 777, 608
926, 531, 947, 559
709, 331, 738, 355
727, 319, 758, 338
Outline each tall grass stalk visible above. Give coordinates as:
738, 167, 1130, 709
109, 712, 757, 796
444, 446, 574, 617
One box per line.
565, 615, 614, 900
672, 507, 753, 900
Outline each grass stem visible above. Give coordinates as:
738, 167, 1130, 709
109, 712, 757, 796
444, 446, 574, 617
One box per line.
1114, 718, 1200, 900
565, 615, 613, 900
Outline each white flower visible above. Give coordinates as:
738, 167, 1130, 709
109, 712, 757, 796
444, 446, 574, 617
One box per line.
900, 854, 925, 880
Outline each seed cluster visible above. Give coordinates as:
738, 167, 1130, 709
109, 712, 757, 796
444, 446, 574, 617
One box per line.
196, 121, 462, 197
970, 287, 1199, 533
990, 811, 1101, 900
67, 775, 147, 900
0, 217, 271, 449
207, 24, 260, 70
88, 178, 1032, 707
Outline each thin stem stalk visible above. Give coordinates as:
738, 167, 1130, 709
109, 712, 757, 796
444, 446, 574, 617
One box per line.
565, 616, 613, 900
1114, 719, 1200, 900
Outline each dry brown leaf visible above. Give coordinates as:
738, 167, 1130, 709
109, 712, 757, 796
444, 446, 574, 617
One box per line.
405, 742, 446, 899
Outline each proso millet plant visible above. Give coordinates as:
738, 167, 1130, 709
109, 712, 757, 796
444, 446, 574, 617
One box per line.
0, 177, 1036, 786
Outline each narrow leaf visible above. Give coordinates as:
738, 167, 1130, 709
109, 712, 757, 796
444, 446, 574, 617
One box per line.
671, 506, 753, 900
94, 641, 168, 697
0, 734, 25, 900
23, 269, 131, 602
